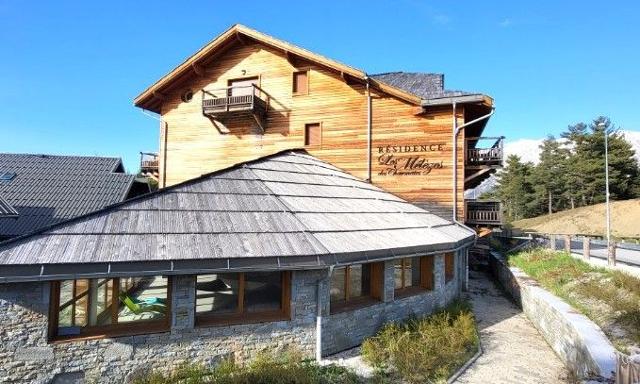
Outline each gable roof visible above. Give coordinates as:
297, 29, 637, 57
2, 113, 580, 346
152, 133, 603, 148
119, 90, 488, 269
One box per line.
0, 153, 136, 238
0, 150, 475, 282
0, 195, 18, 218
134, 24, 491, 113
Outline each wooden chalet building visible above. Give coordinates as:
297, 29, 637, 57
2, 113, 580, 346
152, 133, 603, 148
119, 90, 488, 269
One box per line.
135, 24, 503, 226
0, 25, 502, 383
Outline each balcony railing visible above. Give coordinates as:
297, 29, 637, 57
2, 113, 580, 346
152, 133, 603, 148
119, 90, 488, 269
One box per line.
465, 136, 504, 166
139, 152, 159, 180
201, 84, 268, 133
465, 200, 503, 226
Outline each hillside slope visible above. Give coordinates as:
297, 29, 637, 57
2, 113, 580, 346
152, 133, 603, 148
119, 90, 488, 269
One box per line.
511, 199, 640, 238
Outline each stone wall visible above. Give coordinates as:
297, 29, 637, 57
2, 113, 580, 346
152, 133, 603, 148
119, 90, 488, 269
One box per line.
322, 251, 464, 355
0, 270, 323, 384
488, 251, 617, 381
0, 251, 468, 383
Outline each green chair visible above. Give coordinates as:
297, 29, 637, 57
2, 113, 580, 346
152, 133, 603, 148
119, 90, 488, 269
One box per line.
119, 293, 166, 315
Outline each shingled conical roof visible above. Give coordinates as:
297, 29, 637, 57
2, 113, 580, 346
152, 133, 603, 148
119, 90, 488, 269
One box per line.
0, 151, 474, 282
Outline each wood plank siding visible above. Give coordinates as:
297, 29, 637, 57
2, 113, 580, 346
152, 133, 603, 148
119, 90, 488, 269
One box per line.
157, 41, 467, 219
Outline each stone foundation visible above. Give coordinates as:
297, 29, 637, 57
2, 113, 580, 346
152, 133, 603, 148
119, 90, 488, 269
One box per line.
0, 251, 467, 383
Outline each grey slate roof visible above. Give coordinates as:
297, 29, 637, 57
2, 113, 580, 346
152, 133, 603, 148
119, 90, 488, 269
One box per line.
371, 72, 482, 100
0, 195, 18, 218
0, 151, 475, 282
0, 153, 135, 238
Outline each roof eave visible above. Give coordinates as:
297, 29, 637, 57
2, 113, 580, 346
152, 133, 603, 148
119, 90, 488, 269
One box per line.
134, 24, 425, 112
421, 94, 494, 107
0, 237, 475, 283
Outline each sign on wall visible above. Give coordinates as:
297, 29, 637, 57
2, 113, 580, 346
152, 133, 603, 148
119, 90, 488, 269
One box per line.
377, 144, 446, 176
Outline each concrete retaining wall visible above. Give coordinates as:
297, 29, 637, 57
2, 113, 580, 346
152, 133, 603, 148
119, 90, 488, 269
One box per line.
488, 252, 616, 381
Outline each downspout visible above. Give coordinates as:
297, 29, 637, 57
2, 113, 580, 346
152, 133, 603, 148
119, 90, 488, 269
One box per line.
451, 103, 495, 225
365, 76, 372, 182
452, 103, 495, 291
316, 265, 334, 362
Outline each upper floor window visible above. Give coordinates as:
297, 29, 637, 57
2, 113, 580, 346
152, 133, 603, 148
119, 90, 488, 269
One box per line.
292, 70, 309, 95
49, 276, 170, 341
330, 262, 383, 313
304, 123, 322, 147
394, 256, 434, 298
195, 271, 290, 326
445, 252, 455, 283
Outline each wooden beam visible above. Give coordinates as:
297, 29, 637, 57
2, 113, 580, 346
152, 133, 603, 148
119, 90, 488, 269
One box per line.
152, 90, 166, 101
191, 62, 206, 77
235, 32, 248, 46
285, 51, 299, 67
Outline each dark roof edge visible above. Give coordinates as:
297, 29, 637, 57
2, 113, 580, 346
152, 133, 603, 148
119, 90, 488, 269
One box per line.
421, 94, 492, 106
0, 238, 475, 283
0, 149, 311, 249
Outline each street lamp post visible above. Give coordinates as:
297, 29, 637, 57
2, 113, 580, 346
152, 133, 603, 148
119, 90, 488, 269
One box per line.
599, 122, 615, 266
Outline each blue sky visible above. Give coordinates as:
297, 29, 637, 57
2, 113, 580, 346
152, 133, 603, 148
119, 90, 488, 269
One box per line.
1, 1, 639, 172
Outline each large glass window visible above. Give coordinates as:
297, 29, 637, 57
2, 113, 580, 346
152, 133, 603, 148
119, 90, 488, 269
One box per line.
330, 262, 383, 313
394, 256, 434, 298
195, 271, 290, 326
51, 276, 169, 340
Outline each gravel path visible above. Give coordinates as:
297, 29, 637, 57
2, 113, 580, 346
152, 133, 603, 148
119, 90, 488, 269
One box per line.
456, 271, 571, 384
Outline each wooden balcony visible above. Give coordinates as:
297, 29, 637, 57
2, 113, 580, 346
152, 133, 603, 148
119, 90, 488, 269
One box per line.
201, 84, 268, 133
465, 136, 504, 189
139, 152, 159, 180
465, 200, 503, 226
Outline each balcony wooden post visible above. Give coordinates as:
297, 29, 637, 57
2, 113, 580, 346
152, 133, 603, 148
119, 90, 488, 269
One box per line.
564, 234, 571, 254
550, 234, 556, 251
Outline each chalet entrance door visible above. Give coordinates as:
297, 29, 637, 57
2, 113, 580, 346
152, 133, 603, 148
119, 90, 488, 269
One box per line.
228, 77, 259, 96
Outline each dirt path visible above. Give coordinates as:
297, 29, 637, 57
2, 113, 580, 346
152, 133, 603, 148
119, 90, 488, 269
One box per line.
456, 271, 571, 384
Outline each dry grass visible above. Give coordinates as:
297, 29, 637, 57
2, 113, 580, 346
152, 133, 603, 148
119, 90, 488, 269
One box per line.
511, 199, 640, 239
361, 300, 478, 384
131, 351, 362, 384
509, 248, 640, 352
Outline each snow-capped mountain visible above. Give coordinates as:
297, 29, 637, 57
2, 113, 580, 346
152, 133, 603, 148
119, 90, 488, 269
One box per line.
503, 130, 640, 165
466, 130, 640, 198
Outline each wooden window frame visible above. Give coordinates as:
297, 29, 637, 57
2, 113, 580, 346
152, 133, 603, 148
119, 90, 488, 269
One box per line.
48, 276, 172, 343
330, 262, 383, 314
304, 122, 322, 148
292, 69, 310, 96
394, 256, 435, 299
445, 252, 455, 283
226, 75, 262, 97
195, 271, 291, 327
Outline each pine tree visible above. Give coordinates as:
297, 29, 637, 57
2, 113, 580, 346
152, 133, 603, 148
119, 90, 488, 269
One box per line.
495, 155, 536, 221
531, 135, 570, 214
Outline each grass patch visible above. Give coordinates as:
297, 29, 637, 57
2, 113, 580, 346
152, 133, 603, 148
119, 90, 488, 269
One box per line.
131, 351, 362, 384
508, 248, 640, 351
361, 300, 478, 384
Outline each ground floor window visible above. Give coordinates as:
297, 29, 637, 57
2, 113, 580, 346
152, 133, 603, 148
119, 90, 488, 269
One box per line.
445, 252, 455, 283
330, 262, 383, 313
49, 276, 170, 341
394, 256, 434, 297
195, 271, 291, 326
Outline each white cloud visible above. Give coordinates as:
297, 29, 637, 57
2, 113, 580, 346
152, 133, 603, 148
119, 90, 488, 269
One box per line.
499, 18, 513, 27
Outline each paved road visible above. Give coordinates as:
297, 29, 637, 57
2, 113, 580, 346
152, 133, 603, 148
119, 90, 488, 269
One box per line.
456, 271, 570, 384
553, 238, 640, 266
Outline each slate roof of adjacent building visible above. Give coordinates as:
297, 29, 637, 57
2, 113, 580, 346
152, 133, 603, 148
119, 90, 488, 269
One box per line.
370, 72, 482, 101
0, 195, 18, 218
0, 153, 137, 239
0, 151, 475, 282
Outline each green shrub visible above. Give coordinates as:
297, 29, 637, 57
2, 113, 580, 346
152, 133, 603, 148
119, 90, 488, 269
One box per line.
361, 300, 478, 384
131, 351, 361, 384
